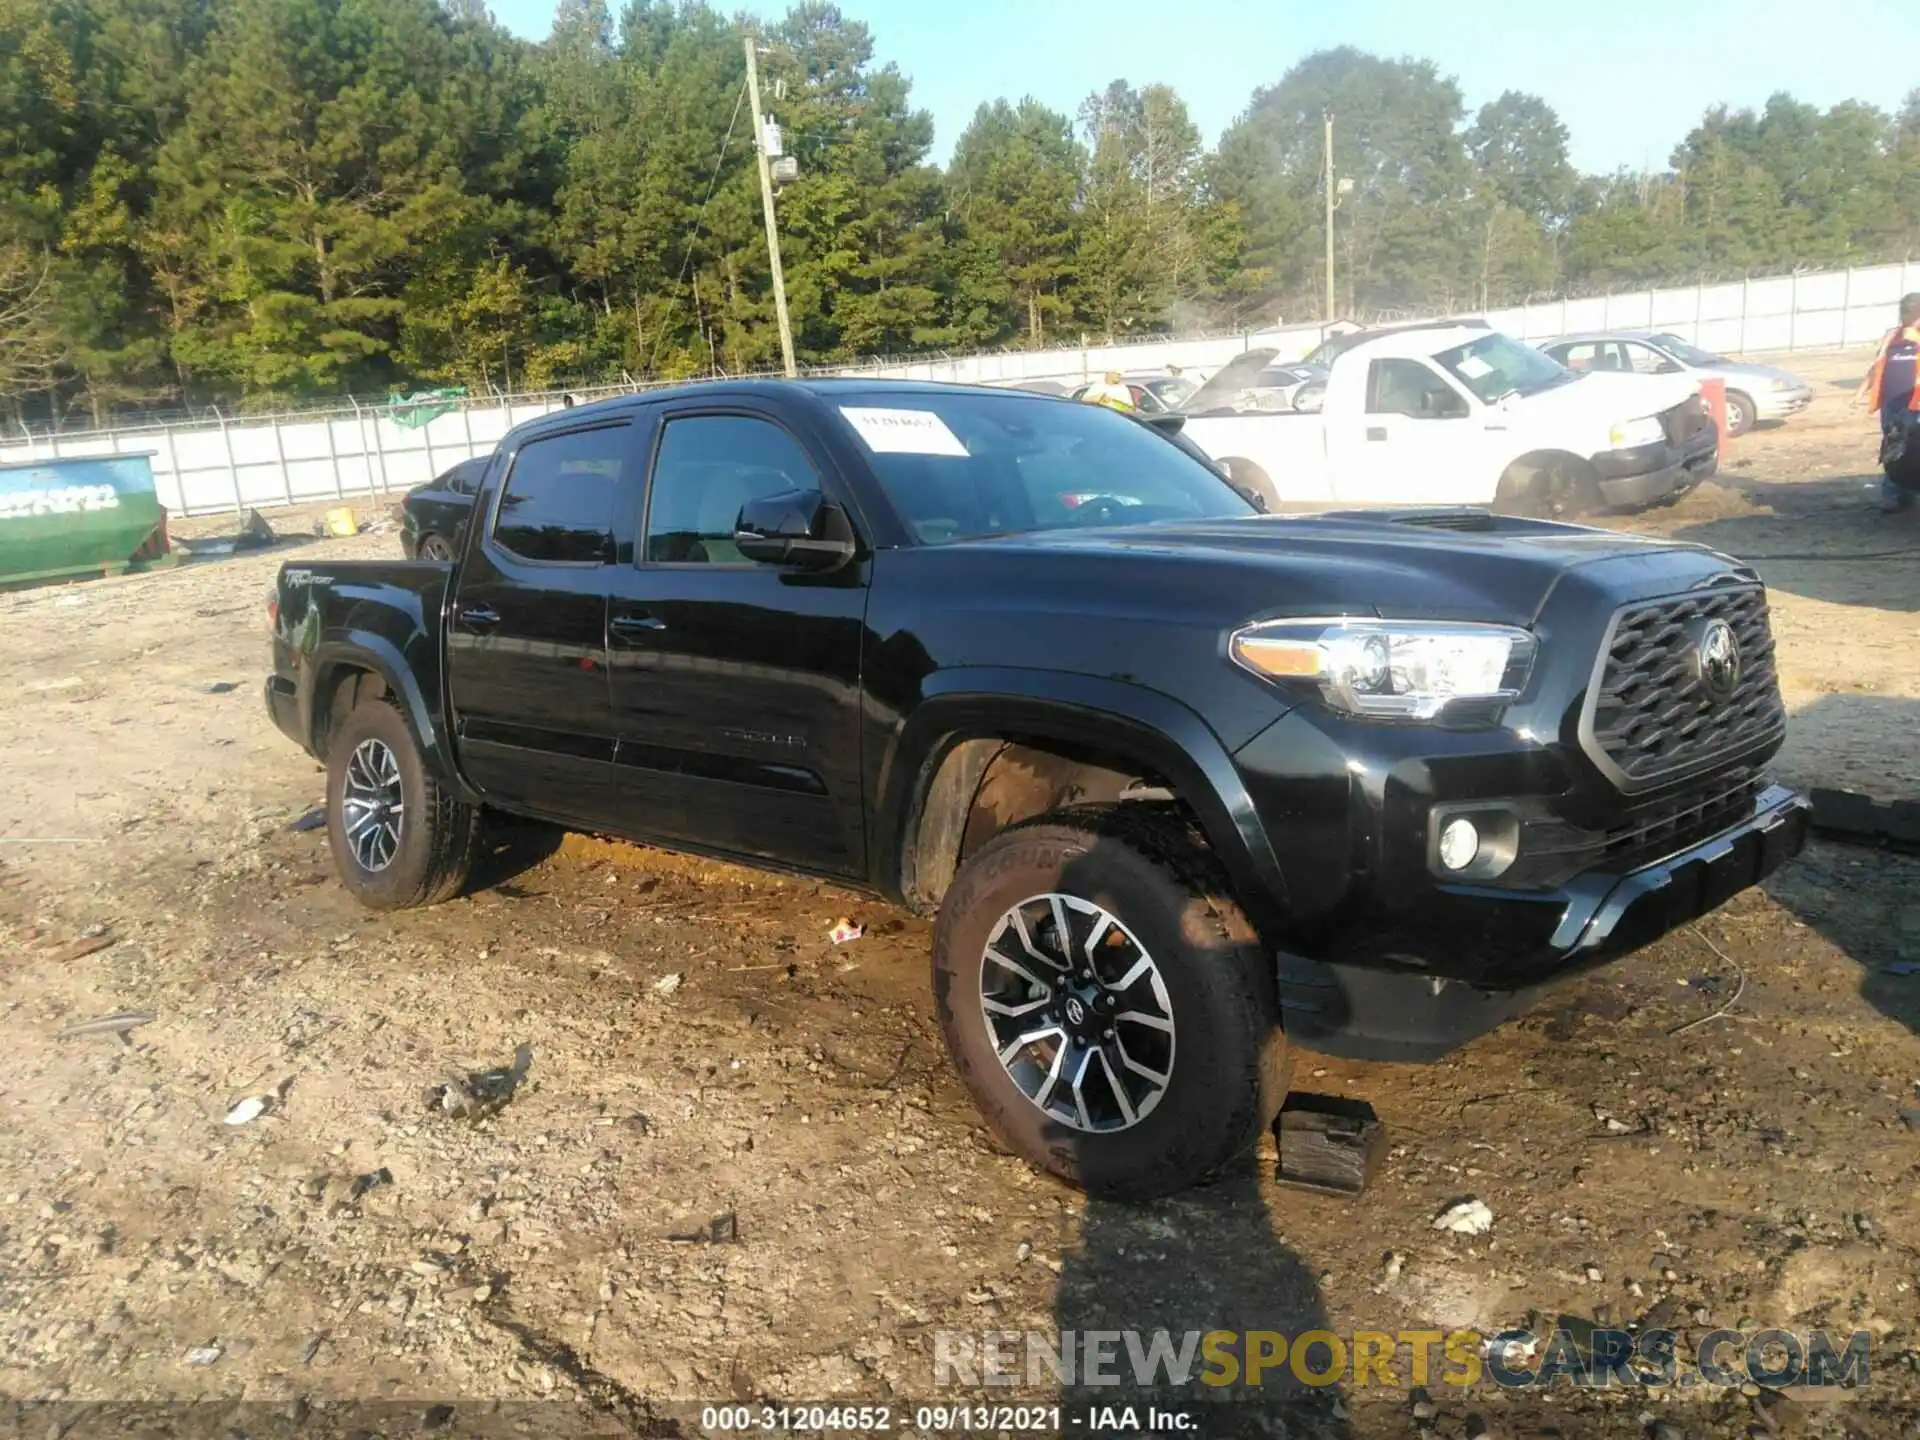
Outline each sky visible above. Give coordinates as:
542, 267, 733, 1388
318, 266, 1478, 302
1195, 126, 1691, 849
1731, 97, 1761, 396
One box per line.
489, 0, 1920, 173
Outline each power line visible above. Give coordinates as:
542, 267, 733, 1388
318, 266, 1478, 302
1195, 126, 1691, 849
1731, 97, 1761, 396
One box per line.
639, 78, 748, 377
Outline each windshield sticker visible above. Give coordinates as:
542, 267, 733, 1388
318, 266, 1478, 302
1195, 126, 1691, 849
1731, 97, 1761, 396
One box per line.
1454, 355, 1494, 380
839, 406, 970, 457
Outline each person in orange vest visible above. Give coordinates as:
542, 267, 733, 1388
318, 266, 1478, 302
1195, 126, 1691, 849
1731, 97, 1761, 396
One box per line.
1858, 292, 1920, 512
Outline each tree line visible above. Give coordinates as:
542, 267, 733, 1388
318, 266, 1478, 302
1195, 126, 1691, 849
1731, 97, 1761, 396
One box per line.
7, 0, 1920, 423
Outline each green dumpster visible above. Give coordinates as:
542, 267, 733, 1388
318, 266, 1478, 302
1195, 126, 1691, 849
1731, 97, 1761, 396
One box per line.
0, 453, 169, 587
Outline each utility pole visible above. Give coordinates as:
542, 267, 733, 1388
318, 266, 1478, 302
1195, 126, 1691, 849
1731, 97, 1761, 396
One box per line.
744, 36, 797, 377
1322, 109, 1336, 323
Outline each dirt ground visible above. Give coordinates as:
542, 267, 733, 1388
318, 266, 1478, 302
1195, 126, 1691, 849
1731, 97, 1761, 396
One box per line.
2, 353, 1918, 1440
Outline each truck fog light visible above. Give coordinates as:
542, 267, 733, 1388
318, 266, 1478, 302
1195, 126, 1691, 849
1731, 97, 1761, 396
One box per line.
1438, 817, 1480, 872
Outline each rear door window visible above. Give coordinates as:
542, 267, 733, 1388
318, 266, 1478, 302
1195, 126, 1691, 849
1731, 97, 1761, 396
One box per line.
492, 425, 626, 564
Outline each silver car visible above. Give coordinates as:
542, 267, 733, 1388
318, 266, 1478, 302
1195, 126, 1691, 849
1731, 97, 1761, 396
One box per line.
1540, 330, 1813, 435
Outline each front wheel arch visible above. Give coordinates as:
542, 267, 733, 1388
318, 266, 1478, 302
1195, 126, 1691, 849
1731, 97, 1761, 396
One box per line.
881, 680, 1295, 946
1493, 449, 1600, 518
1218, 456, 1279, 511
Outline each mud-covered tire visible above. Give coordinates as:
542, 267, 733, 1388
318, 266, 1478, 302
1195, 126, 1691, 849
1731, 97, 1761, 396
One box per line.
1493, 457, 1600, 519
1725, 390, 1755, 437
325, 698, 477, 910
931, 804, 1287, 1199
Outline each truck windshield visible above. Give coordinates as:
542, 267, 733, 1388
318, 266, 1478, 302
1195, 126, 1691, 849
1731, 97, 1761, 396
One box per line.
1431, 333, 1573, 403
834, 392, 1255, 545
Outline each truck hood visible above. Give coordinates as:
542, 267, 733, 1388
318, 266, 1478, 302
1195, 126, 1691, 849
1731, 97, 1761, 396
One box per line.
1180, 348, 1282, 415
1515, 369, 1699, 422
956, 511, 1739, 629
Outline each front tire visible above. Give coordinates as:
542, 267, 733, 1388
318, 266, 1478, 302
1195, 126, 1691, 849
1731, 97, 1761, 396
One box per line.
932, 805, 1286, 1199
1725, 390, 1755, 437
1219, 457, 1279, 512
326, 698, 478, 910
417, 533, 454, 562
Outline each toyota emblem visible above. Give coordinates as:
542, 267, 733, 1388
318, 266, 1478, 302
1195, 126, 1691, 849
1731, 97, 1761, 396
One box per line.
1064, 996, 1086, 1026
1695, 618, 1741, 700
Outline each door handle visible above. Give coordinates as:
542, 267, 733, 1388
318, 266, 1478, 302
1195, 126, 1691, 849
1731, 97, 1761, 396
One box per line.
1365, 426, 1389, 442
460, 605, 501, 629
610, 612, 668, 636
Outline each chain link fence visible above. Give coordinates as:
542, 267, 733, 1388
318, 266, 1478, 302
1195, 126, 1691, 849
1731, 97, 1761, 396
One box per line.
3, 259, 1912, 518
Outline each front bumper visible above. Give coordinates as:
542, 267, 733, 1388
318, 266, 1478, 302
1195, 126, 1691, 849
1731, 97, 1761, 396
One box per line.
1593, 433, 1718, 508
1751, 387, 1813, 421
1274, 785, 1809, 1060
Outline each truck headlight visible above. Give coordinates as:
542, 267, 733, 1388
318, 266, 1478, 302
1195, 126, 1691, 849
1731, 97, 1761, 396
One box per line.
1607, 416, 1666, 449
1229, 619, 1536, 720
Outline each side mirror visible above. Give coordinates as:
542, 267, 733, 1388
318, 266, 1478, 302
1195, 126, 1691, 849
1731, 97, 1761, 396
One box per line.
734, 488, 857, 570
1139, 412, 1187, 436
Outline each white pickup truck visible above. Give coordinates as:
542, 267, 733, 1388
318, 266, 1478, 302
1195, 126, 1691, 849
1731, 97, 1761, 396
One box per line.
1178, 323, 1718, 515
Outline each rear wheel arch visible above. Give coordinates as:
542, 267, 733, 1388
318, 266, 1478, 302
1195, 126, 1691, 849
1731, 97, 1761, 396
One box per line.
306, 637, 463, 795
311, 663, 390, 762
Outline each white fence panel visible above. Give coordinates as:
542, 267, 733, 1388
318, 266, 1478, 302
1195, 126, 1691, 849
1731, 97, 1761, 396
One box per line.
4, 257, 1912, 517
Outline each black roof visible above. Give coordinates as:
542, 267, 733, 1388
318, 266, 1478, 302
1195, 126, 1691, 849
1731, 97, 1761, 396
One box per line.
503, 374, 1071, 444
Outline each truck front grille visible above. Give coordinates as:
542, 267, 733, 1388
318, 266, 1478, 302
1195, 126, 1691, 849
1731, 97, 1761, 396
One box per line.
1598, 769, 1763, 863
1580, 582, 1785, 792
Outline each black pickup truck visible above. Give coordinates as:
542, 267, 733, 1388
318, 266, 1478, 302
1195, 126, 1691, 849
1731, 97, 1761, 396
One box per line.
266, 378, 1808, 1198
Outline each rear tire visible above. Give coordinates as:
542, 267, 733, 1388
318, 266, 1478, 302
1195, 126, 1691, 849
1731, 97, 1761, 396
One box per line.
1725, 390, 1755, 437
326, 698, 477, 910
931, 805, 1287, 1199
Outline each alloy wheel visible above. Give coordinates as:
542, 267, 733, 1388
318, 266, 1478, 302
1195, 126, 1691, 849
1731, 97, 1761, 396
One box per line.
341, 738, 404, 873
978, 893, 1176, 1133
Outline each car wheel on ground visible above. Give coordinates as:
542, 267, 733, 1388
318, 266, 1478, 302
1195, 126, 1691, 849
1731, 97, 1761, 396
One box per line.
417, 534, 454, 562
1493, 455, 1603, 519
1724, 391, 1754, 437
931, 804, 1287, 1200
326, 697, 478, 910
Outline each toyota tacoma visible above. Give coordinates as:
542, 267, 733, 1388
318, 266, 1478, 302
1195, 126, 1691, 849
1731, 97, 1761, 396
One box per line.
264, 379, 1808, 1198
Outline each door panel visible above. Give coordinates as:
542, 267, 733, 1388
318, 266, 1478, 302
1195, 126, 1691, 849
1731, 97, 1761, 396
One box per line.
446, 422, 629, 823
1332, 358, 1485, 505
602, 407, 868, 874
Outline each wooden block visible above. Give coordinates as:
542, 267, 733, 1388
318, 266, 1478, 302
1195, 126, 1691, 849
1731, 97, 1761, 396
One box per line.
1885, 800, 1920, 851
1809, 787, 1883, 838
1274, 1094, 1386, 1198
